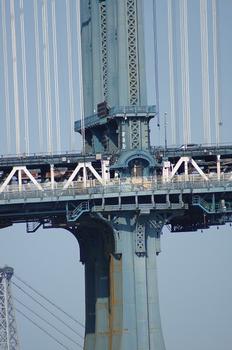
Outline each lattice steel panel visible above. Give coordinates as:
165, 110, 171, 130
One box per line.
135, 222, 146, 255
127, 0, 139, 105
130, 119, 140, 149
99, 1, 108, 100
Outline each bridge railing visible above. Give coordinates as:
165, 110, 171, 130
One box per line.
0, 173, 232, 202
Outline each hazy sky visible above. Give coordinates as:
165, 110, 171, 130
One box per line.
0, 1, 232, 349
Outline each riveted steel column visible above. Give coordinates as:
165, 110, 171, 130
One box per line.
83, 235, 110, 350
109, 255, 123, 349
80, 213, 165, 350
80, 0, 147, 117
115, 214, 165, 350
84, 259, 96, 350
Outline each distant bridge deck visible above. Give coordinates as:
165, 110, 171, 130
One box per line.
1, 143, 232, 168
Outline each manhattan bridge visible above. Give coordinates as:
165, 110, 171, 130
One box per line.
0, 0, 231, 349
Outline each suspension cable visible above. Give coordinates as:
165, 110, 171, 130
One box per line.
51, 0, 61, 152
10, 0, 21, 154
212, 0, 221, 145
20, 0, 30, 154
66, 0, 75, 151
76, 0, 86, 154
34, 0, 43, 153
15, 297, 83, 348
167, 0, 176, 145
200, 0, 211, 144
16, 308, 74, 350
12, 281, 84, 339
152, 0, 160, 133
1, 1, 11, 154
14, 275, 84, 328
42, 0, 53, 153
179, 0, 191, 144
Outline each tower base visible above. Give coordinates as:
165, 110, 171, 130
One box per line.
77, 212, 166, 350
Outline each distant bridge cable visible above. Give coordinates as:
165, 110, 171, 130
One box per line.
76, 0, 86, 154
34, 0, 44, 152
212, 0, 222, 145
20, 0, 30, 154
15, 298, 83, 348
51, 0, 61, 152
66, 0, 76, 151
1, 0, 11, 154
42, 0, 53, 153
14, 274, 84, 329
16, 308, 74, 350
167, 0, 177, 145
179, 0, 191, 144
12, 281, 84, 339
200, 0, 211, 144
10, 0, 21, 154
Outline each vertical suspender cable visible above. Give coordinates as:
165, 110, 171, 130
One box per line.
42, 0, 53, 153
212, 0, 221, 145
34, 0, 43, 153
200, 0, 211, 144
51, 0, 61, 152
20, 0, 30, 154
10, 0, 21, 154
66, 0, 75, 151
179, 0, 191, 144
1, 1, 11, 154
152, 0, 161, 136
167, 0, 176, 145
76, 0, 85, 153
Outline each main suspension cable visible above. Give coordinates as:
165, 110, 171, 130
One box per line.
33, 0, 43, 152
212, 0, 222, 145
1, 0, 11, 154
66, 0, 75, 151
20, 0, 30, 154
76, 0, 86, 154
42, 0, 53, 153
167, 0, 176, 145
200, 0, 211, 144
51, 0, 61, 152
10, 0, 21, 154
179, 0, 191, 144
152, 0, 161, 133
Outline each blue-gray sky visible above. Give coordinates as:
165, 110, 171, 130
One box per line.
0, 1, 232, 349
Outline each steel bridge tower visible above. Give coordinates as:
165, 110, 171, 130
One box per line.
79, 1, 165, 349
1, 1, 231, 350
0, 267, 20, 350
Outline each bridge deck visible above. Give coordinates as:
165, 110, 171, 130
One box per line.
0, 145, 232, 232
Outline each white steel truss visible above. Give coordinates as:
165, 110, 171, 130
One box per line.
0, 167, 43, 193
0, 156, 226, 194
0, 161, 110, 194
170, 156, 208, 181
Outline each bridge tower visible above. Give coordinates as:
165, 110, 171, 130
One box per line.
0, 266, 20, 350
76, 1, 166, 349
